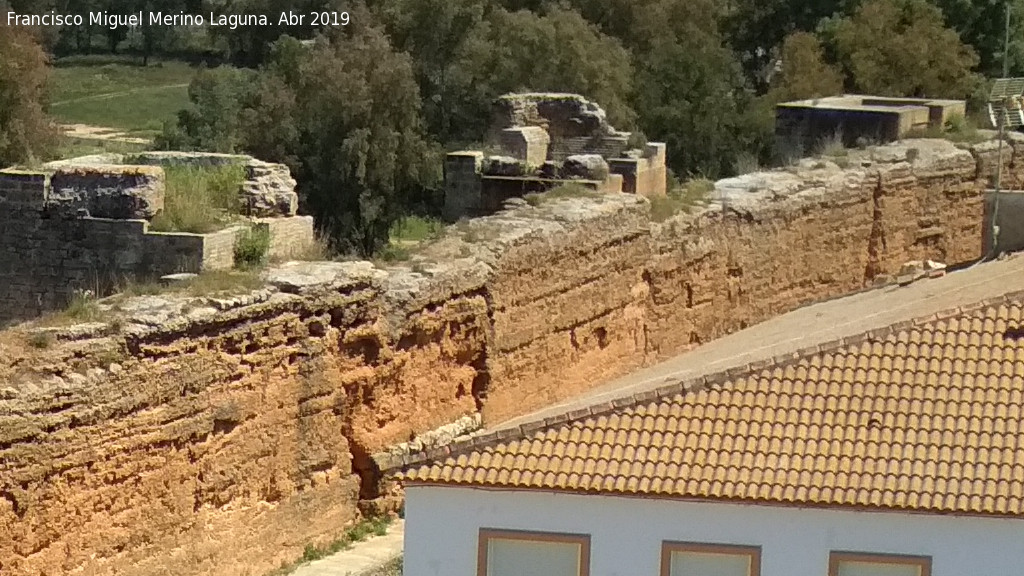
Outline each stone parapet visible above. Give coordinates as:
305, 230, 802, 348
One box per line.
48, 164, 165, 219
0, 152, 310, 325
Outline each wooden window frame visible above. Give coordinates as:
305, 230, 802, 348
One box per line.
660, 541, 762, 576
828, 551, 932, 576
477, 528, 591, 576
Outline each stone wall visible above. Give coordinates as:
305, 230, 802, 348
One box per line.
775, 95, 967, 154
442, 152, 484, 221
0, 138, 1002, 576
0, 154, 313, 326
262, 216, 318, 260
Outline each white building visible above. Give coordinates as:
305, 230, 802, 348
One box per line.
396, 297, 1024, 576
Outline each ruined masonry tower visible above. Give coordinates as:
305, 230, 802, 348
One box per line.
0, 152, 314, 325
444, 93, 668, 220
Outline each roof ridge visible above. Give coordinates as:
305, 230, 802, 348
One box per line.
384, 286, 1024, 474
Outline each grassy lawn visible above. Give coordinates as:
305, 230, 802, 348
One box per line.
49, 56, 197, 137
53, 137, 149, 160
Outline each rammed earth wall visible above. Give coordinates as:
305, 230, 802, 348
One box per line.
0, 138, 1006, 576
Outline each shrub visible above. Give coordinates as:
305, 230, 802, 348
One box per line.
183, 270, 264, 296
648, 178, 715, 223
733, 151, 761, 175
234, 225, 271, 269
63, 289, 102, 321
816, 131, 847, 158
272, 233, 333, 263
27, 331, 55, 349
376, 243, 412, 263
389, 216, 445, 244
0, 27, 58, 167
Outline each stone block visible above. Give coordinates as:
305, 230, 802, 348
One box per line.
561, 154, 610, 181
539, 161, 560, 179
261, 216, 317, 260
499, 126, 550, 166
0, 170, 47, 213
644, 142, 667, 164
443, 151, 484, 221
130, 151, 251, 167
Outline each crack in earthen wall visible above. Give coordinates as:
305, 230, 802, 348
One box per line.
864, 173, 887, 283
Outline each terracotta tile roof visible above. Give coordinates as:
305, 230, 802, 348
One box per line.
396, 294, 1024, 516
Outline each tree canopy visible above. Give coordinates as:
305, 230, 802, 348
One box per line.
768, 32, 844, 102
829, 0, 981, 98
6, 0, 1017, 255
0, 26, 56, 166
161, 25, 439, 257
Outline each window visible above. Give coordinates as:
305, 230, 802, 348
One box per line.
477, 529, 590, 576
661, 542, 761, 576
829, 552, 932, 576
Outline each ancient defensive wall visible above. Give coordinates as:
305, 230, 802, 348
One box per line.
0, 135, 1019, 575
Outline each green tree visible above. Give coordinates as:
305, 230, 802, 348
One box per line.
482, 8, 635, 128
618, 0, 762, 177
768, 31, 844, 102
0, 26, 57, 167
210, 0, 349, 67
929, 0, 1024, 78
828, 0, 982, 97
376, 0, 495, 142
380, 1, 635, 145
135, 0, 191, 65
166, 28, 440, 256
724, 0, 854, 89
156, 66, 256, 153
261, 29, 439, 256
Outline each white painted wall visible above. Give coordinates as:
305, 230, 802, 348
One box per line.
404, 485, 1024, 576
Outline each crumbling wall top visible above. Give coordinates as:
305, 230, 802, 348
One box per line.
493, 92, 628, 139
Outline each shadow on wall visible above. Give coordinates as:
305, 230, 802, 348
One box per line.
985, 190, 1024, 255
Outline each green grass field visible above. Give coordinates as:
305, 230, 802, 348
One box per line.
53, 138, 149, 160
49, 56, 197, 138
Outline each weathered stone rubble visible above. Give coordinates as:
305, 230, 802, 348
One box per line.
482, 155, 527, 177
242, 159, 299, 217
494, 92, 627, 138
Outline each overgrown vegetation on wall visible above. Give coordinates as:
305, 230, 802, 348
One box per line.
149, 163, 247, 233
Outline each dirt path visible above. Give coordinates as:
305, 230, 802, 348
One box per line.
49, 83, 190, 107
289, 521, 404, 576
61, 124, 151, 145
